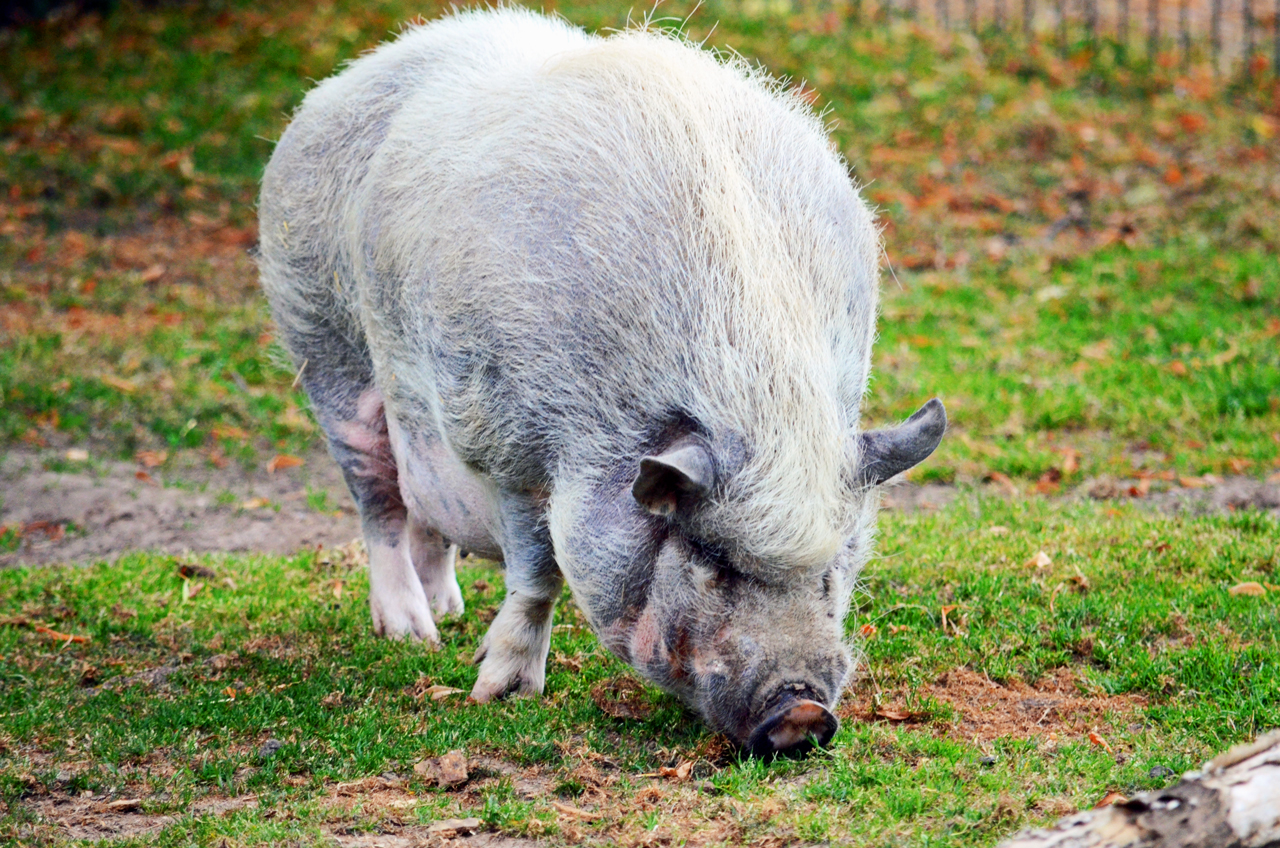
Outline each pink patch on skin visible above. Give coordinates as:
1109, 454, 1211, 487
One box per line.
629, 606, 662, 665
332, 389, 391, 474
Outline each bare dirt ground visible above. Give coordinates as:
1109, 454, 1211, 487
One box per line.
0, 446, 360, 568
2, 447, 1275, 569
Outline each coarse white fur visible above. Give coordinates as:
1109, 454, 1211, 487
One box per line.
260, 7, 881, 583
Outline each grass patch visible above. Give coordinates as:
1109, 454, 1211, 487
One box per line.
0, 498, 1275, 845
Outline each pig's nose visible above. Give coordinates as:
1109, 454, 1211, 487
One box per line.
745, 698, 839, 758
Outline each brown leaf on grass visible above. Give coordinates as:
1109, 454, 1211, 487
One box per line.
135, 470, 157, 486
1060, 448, 1080, 475
590, 675, 652, 721
266, 454, 304, 473
1088, 730, 1113, 752
321, 691, 343, 708
858, 623, 878, 638
1179, 476, 1208, 488
1025, 551, 1053, 569
139, 264, 166, 283
888, 624, 911, 635
414, 750, 469, 788
1035, 468, 1062, 494
551, 801, 601, 820
1226, 457, 1253, 474
211, 423, 251, 441
1128, 479, 1152, 498
427, 817, 482, 836
178, 562, 216, 579
1079, 340, 1112, 361
985, 471, 1018, 497
1228, 582, 1266, 597
100, 374, 137, 393
103, 798, 142, 812
64, 448, 89, 462
135, 449, 168, 468
240, 497, 270, 510
874, 707, 926, 722
34, 625, 89, 644
1169, 361, 1189, 377
657, 761, 694, 782
182, 580, 204, 601
1094, 790, 1127, 807
424, 685, 464, 701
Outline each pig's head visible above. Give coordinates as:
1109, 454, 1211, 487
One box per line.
598, 399, 947, 757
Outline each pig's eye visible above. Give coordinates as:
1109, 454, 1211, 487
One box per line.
688, 539, 737, 583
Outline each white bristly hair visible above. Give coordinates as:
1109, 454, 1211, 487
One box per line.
259, 7, 882, 582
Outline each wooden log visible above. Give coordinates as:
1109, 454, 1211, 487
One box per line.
997, 731, 1280, 848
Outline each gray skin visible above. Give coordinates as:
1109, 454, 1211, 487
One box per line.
257, 10, 946, 755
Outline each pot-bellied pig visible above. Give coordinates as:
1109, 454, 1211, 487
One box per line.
258, 7, 945, 756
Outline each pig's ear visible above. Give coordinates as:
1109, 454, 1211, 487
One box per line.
632, 440, 715, 517
855, 398, 947, 487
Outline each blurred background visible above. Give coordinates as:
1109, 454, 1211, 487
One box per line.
1, 0, 1277, 560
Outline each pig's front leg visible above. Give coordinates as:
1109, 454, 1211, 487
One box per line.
471, 496, 562, 701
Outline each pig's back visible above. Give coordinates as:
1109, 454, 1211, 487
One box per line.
257, 10, 592, 395
357, 17, 878, 565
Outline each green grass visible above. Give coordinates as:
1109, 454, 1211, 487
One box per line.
1, 498, 1275, 845
1, 0, 1276, 476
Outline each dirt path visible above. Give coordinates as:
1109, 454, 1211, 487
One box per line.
0, 446, 360, 568
2, 447, 1275, 569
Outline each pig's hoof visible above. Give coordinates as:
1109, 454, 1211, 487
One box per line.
470, 653, 544, 702
424, 575, 465, 619
370, 594, 441, 646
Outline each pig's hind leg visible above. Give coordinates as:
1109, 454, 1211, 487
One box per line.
322, 386, 440, 645
407, 519, 465, 619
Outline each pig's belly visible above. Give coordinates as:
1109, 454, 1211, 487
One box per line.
387, 414, 503, 560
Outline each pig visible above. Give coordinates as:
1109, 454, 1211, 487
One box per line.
257, 7, 945, 756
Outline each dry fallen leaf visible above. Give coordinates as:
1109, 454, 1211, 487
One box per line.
1088, 731, 1113, 753
321, 691, 344, 707
1169, 361, 1189, 377
1226, 457, 1253, 474
1060, 448, 1080, 475
414, 749, 469, 788
657, 761, 694, 782
34, 624, 89, 644
1128, 479, 1152, 498
135, 449, 168, 468
1094, 790, 1127, 807
182, 580, 204, 601
64, 448, 89, 462
985, 471, 1019, 497
1228, 582, 1267, 597
266, 454, 304, 474
240, 497, 270, 510
135, 470, 158, 486
551, 801, 601, 820
590, 676, 653, 721
139, 263, 166, 283
1178, 476, 1208, 488
858, 623, 878, 638
426, 817, 481, 836
100, 374, 137, 393
888, 624, 911, 635
1025, 551, 1053, 569
422, 685, 465, 701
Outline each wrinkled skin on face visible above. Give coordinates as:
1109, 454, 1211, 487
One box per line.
554, 400, 945, 755
625, 532, 859, 748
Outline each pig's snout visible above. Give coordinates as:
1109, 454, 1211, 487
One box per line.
745, 692, 839, 758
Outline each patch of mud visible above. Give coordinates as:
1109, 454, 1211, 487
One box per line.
880, 481, 960, 512
21, 792, 257, 842
328, 830, 537, 848
884, 476, 1279, 519
846, 667, 1146, 744
1084, 475, 1280, 518
0, 446, 360, 567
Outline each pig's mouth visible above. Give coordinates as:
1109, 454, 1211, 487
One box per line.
742, 685, 840, 758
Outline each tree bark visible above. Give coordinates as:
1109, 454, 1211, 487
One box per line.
998, 731, 1280, 848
